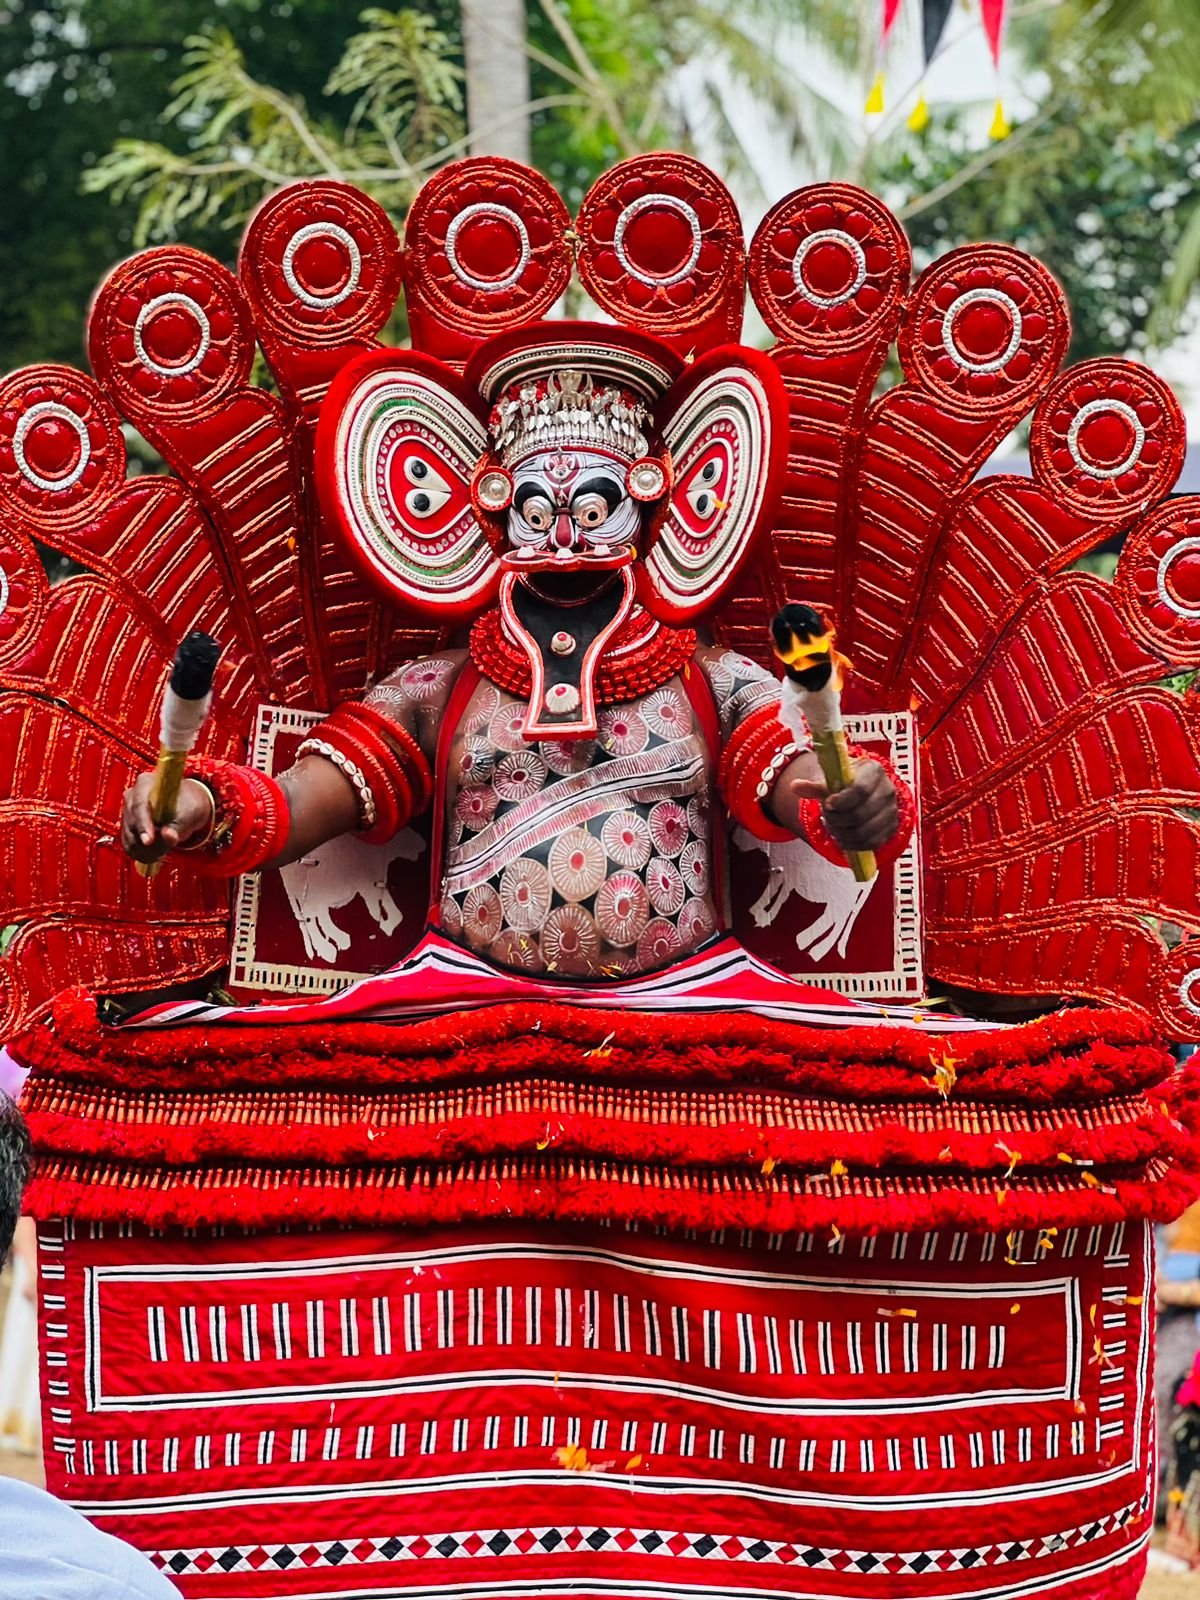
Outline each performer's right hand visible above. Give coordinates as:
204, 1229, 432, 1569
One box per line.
120, 775, 214, 864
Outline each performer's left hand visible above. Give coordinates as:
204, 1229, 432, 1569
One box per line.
772, 753, 898, 852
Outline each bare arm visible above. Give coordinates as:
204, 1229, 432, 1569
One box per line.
695, 645, 899, 854
120, 651, 464, 870
120, 756, 360, 869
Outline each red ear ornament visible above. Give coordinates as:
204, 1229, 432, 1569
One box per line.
316, 348, 501, 620
636, 346, 789, 624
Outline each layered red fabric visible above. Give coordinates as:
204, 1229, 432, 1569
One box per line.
22, 997, 1199, 1599
18, 993, 1200, 1235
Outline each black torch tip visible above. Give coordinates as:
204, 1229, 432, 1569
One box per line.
169, 632, 222, 700
771, 604, 835, 691
772, 603, 827, 649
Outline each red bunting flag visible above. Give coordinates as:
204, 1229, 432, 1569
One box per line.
981, 0, 1008, 65
883, 0, 903, 43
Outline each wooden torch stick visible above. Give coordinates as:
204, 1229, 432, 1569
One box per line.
770, 603, 877, 885
137, 631, 222, 879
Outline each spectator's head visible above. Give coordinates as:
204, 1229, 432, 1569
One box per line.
0, 1094, 31, 1258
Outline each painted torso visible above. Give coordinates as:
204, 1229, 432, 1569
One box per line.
369, 644, 779, 978
440, 674, 717, 976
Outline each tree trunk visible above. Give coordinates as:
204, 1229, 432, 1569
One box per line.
460, 0, 531, 164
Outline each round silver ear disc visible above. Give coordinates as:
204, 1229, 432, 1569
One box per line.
475, 468, 513, 511
628, 459, 667, 501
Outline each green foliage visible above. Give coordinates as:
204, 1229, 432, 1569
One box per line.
76, 0, 859, 241
1040, 0, 1200, 134
876, 100, 1200, 362
327, 8, 463, 151
525, 0, 857, 205
83, 14, 467, 246
0, 0, 372, 370
871, 0, 1200, 362
4, 0, 1200, 378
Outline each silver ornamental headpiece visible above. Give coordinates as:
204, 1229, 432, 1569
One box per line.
491, 369, 651, 467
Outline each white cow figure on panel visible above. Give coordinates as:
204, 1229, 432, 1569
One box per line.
734, 827, 876, 963
280, 827, 425, 965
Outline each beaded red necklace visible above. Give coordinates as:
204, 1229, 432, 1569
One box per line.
469, 606, 696, 704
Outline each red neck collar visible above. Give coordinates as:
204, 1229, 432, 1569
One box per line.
469, 605, 696, 705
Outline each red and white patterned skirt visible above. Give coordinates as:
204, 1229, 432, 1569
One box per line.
39, 1217, 1154, 1600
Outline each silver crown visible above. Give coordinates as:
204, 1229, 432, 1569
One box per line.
491, 369, 650, 466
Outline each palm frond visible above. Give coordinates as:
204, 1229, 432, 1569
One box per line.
686, 3, 855, 175
1152, 194, 1200, 343
326, 8, 463, 153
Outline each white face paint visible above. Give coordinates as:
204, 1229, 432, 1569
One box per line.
508, 450, 642, 558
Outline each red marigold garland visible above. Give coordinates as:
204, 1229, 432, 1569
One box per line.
15, 994, 1200, 1235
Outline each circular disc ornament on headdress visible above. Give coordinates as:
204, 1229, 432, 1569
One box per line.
404, 158, 573, 367
0, 365, 125, 529
89, 246, 256, 422
748, 183, 911, 349
1155, 940, 1200, 1037
575, 154, 746, 357
1116, 496, 1200, 667
1031, 359, 1184, 519
0, 521, 47, 668
899, 244, 1069, 410
239, 182, 403, 350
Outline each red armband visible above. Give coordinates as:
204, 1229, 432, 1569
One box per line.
718, 702, 805, 842
175, 758, 290, 877
798, 749, 917, 870
297, 699, 434, 845
338, 700, 434, 814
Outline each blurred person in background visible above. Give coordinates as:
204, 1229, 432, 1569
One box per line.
0, 1045, 36, 1455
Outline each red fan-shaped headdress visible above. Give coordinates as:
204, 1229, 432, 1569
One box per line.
0, 151, 1198, 1035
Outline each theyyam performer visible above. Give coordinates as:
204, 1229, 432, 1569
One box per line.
3, 152, 1200, 1600
120, 339, 902, 978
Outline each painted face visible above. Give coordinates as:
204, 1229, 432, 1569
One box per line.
505, 450, 642, 570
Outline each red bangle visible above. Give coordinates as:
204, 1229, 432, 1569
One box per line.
798, 748, 917, 870
340, 700, 434, 813
300, 698, 437, 845
332, 709, 416, 828
174, 758, 289, 877
300, 718, 407, 844
719, 702, 799, 842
